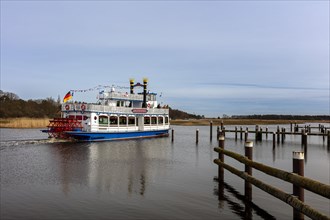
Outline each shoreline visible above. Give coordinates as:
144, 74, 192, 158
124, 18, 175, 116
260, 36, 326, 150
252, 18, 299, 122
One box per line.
170, 118, 330, 126
1, 117, 329, 128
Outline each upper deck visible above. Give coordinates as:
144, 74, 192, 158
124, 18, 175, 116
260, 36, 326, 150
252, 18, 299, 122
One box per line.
62, 103, 169, 115
99, 91, 157, 102
101, 92, 143, 101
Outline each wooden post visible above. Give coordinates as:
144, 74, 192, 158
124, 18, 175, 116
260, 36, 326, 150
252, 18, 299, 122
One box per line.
171, 128, 174, 142
245, 127, 248, 142
223, 126, 226, 137
281, 128, 285, 144
196, 129, 199, 143
218, 135, 225, 202
217, 126, 220, 140
245, 141, 253, 201
327, 131, 330, 149
235, 126, 237, 141
292, 151, 304, 220
290, 123, 293, 132
277, 126, 280, 144
256, 127, 262, 142
273, 132, 276, 149
255, 125, 258, 141
266, 127, 268, 139
302, 131, 307, 147
210, 121, 213, 140
218, 135, 225, 182
301, 129, 306, 147
240, 127, 243, 140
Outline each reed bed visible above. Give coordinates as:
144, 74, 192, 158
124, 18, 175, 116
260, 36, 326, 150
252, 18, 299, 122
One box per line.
0, 118, 50, 128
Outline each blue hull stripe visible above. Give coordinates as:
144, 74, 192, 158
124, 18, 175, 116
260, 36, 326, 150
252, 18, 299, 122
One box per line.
65, 129, 169, 141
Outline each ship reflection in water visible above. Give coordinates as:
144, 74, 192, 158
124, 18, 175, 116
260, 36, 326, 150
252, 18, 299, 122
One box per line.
52, 138, 170, 197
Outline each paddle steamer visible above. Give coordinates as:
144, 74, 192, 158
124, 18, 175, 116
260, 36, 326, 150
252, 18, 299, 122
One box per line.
43, 79, 170, 141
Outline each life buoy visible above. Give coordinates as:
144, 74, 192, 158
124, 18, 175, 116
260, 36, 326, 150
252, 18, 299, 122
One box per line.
147, 103, 151, 108
81, 104, 86, 111
65, 105, 70, 110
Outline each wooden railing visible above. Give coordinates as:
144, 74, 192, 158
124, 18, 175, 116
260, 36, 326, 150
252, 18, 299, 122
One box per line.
213, 136, 330, 220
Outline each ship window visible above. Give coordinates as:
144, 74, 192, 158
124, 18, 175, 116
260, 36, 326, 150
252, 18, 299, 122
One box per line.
148, 94, 156, 101
68, 115, 88, 121
99, 116, 108, 126
165, 117, 169, 124
158, 116, 164, 125
119, 116, 127, 126
144, 117, 150, 125
128, 117, 135, 126
151, 117, 157, 125
110, 116, 118, 126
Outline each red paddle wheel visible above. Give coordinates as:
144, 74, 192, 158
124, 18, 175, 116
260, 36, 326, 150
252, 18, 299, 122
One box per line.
46, 118, 83, 139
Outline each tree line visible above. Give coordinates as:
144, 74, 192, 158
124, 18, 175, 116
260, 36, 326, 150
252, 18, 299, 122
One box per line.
0, 91, 202, 119
169, 108, 204, 120
231, 114, 330, 120
0, 94, 61, 118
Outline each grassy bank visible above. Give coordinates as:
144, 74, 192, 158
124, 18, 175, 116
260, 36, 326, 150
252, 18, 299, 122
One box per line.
0, 118, 50, 128
170, 118, 330, 126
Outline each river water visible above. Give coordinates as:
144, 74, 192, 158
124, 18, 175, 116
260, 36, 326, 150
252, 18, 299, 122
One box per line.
1, 124, 329, 219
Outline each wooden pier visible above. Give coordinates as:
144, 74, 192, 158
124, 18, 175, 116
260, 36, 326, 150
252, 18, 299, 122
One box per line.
208, 121, 330, 148
214, 135, 330, 220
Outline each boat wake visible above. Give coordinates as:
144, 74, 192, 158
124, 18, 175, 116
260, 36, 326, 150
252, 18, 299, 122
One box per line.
0, 138, 70, 147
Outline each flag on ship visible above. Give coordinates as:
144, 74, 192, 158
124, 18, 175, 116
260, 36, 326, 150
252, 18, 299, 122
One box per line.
63, 91, 72, 103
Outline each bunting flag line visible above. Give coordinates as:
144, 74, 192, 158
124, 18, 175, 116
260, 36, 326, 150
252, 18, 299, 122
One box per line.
63, 91, 72, 103
69, 85, 130, 93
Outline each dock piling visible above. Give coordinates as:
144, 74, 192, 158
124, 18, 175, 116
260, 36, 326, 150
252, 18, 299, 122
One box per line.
196, 129, 199, 143
218, 135, 225, 182
292, 151, 304, 220
327, 131, 330, 149
171, 128, 174, 142
245, 141, 253, 201
210, 121, 213, 140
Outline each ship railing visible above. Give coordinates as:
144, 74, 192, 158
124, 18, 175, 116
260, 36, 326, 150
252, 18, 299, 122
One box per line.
62, 103, 169, 115
104, 92, 144, 101
101, 92, 155, 101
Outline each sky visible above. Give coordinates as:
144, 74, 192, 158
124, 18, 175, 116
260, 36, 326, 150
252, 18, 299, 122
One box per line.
1, 1, 329, 117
